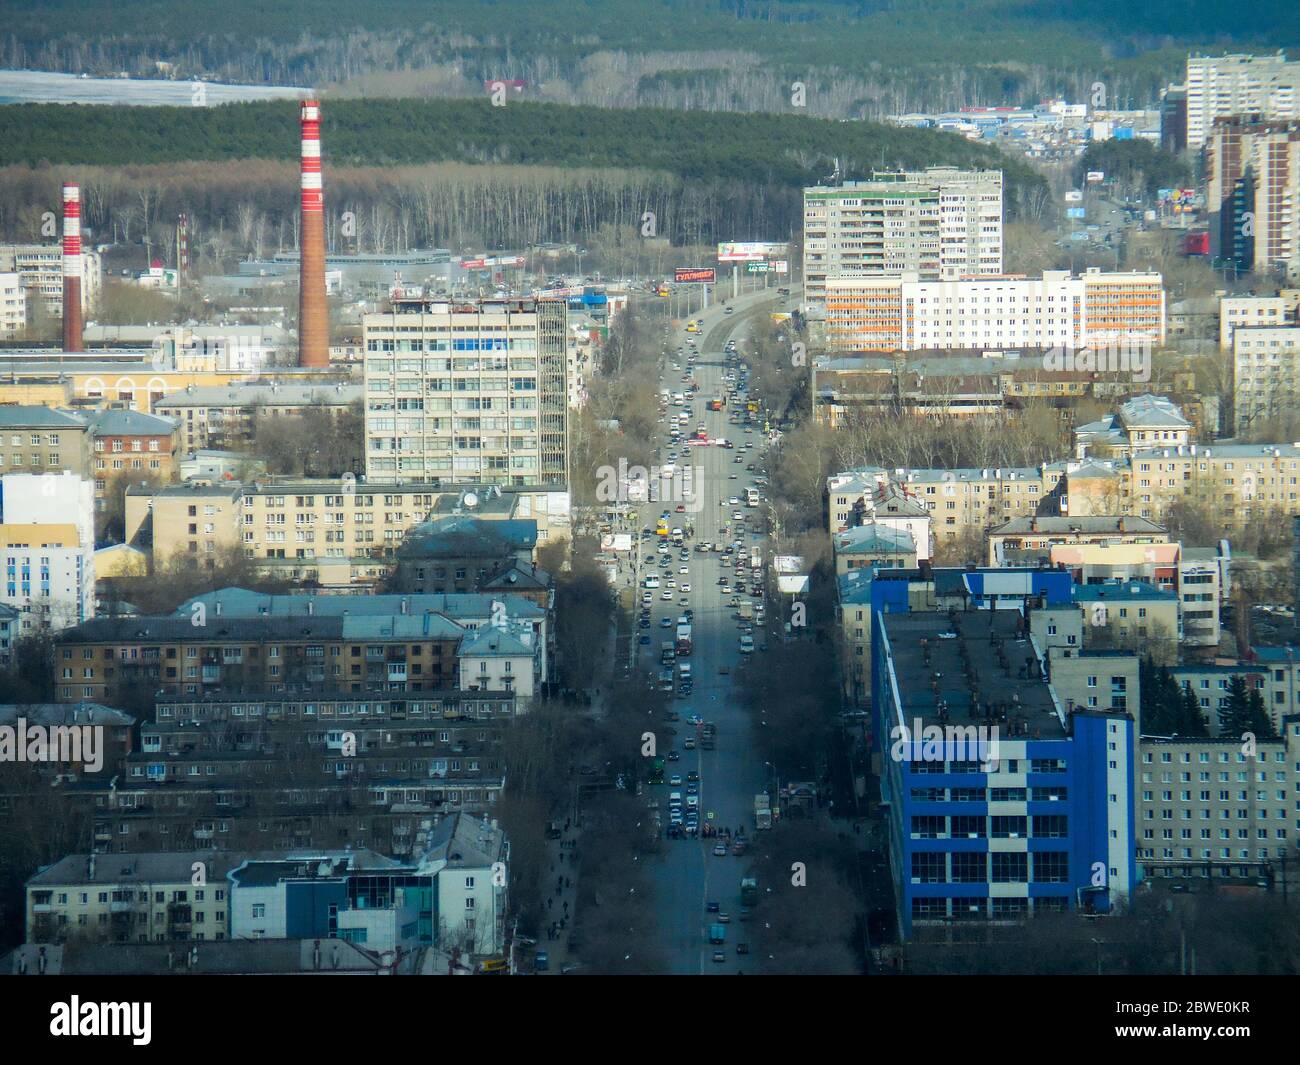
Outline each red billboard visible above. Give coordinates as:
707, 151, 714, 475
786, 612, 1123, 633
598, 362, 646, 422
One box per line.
675, 268, 716, 284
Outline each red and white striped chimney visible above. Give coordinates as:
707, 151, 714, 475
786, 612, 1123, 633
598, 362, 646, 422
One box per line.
298, 99, 329, 367
62, 182, 84, 353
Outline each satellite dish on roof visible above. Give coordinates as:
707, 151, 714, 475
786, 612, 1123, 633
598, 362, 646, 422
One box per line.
463, 492, 479, 508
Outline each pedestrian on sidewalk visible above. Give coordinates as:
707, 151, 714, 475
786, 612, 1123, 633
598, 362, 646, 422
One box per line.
548, 897, 553, 910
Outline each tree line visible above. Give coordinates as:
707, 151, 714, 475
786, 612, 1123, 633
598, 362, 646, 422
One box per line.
4, 0, 1290, 119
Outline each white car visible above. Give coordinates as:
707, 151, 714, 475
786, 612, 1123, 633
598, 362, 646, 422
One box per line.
661, 591, 674, 601
728, 497, 740, 505
681, 583, 692, 593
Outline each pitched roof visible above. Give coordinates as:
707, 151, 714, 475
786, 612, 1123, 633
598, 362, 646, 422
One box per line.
0, 407, 86, 429
87, 409, 178, 437
397, 516, 538, 559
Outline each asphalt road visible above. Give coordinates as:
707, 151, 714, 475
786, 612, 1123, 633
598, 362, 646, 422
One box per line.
634, 290, 779, 974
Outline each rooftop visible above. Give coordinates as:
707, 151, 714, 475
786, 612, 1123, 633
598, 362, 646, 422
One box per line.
880, 609, 1065, 737
1072, 579, 1176, 603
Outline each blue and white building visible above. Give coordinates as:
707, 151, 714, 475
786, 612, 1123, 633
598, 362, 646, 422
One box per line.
872, 607, 1136, 939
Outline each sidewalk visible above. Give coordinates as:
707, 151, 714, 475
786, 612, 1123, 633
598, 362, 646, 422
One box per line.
537, 819, 582, 973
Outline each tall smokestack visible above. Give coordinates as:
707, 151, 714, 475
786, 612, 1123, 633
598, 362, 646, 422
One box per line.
61, 182, 83, 353
298, 99, 329, 368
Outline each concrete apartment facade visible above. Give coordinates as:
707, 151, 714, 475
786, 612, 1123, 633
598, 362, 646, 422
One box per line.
362, 297, 569, 487
802, 168, 1004, 308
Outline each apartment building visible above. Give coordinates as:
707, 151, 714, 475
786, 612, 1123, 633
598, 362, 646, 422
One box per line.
828, 464, 1057, 546
823, 269, 1165, 352
0, 407, 91, 479
86, 409, 179, 506
0, 272, 25, 338
1205, 116, 1300, 276
1073, 580, 1181, 664
64, 690, 517, 858
1218, 292, 1299, 348
124, 479, 568, 588
1120, 442, 1300, 528
52, 611, 466, 704
1074, 394, 1192, 458
26, 851, 243, 944
803, 168, 1003, 308
362, 297, 569, 487
0, 472, 95, 633
178, 587, 552, 687
1136, 727, 1298, 883
1185, 53, 1300, 150
0, 243, 101, 320
1232, 325, 1300, 433
153, 381, 360, 452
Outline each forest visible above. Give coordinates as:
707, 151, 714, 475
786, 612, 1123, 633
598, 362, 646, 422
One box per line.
0, 98, 1049, 263
3, 0, 1296, 120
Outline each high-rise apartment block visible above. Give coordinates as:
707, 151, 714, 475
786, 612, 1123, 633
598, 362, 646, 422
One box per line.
1184, 53, 1300, 150
0, 243, 102, 324
803, 168, 1003, 308
1205, 116, 1300, 277
363, 298, 568, 487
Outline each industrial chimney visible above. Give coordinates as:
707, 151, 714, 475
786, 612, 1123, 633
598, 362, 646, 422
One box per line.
61, 182, 83, 352
298, 99, 329, 368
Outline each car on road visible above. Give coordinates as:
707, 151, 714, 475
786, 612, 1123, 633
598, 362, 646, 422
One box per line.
660, 617, 673, 628
728, 496, 740, 505
669, 775, 682, 786
718, 912, 730, 923
713, 842, 727, 857
683, 737, 696, 750
732, 511, 743, 520
638, 634, 651, 645
706, 901, 720, 913
667, 749, 680, 761
661, 591, 673, 600
681, 583, 692, 593
712, 950, 726, 963
678, 566, 689, 575
686, 771, 699, 782
736, 943, 749, 955
642, 592, 653, 603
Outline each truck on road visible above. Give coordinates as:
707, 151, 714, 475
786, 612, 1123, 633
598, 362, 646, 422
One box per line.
741, 877, 759, 906
675, 622, 693, 656
754, 794, 772, 830
708, 923, 726, 944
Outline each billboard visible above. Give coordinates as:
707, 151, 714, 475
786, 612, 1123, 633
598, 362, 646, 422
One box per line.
1066, 206, 1086, 219
771, 260, 789, 274
1086, 171, 1105, 183
460, 255, 525, 269
1064, 189, 1083, 203
717, 242, 790, 262
745, 261, 769, 274
675, 268, 716, 284
600, 533, 633, 553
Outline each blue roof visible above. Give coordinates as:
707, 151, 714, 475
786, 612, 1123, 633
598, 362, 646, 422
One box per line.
1072, 580, 1175, 603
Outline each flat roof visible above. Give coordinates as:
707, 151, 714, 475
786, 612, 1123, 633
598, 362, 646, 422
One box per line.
881, 609, 1065, 737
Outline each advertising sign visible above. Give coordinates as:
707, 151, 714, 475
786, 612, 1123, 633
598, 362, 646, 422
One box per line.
1086, 171, 1105, 183
771, 260, 789, 274
717, 242, 790, 262
675, 268, 716, 284
1066, 206, 1086, 219
744, 261, 769, 274
1064, 189, 1083, 203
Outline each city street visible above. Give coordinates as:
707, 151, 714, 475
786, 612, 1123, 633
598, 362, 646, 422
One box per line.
634, 289, 780, 974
